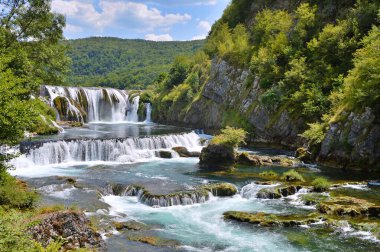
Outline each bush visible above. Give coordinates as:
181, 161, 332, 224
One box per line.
311, 177, 331, 192
281, 169, 305, 182
259, 171, 279, 179
210, 126, 247, 148
0, 171, 39, 209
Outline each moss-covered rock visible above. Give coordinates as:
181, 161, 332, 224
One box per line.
200, 183, 237, 196
199, 143, 235, 170
295, 147, 312, 162
257, 185, 302, 199
113, 220, 149, 231
317, 196, 379, 217
300, 193, 329, 206
127, 235, 180, 247
224, 211, 324, 227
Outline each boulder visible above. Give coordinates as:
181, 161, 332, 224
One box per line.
199, 143, 235, 170
317, 196, 379, 217
172, 147, 200, 157
236, 152, 261, 166
158, 150, 172, 159
27, 211, 105, 251
257, 185, 301, 199
113, 220, 149, 231
295, 147, 312, 162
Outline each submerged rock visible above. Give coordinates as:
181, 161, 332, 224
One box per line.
224, 211, 324, 227
127, 234, 180, 247
28, 211, 105, 251
113, 220, 149, 231
199, 143, 235, 170
257, 185, 302, 199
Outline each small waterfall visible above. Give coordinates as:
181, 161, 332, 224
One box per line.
144, 103, 152, 123
126, 96, 139, 122
12, 132, 201, 167
42, 85, 141, 123
105, 182, 236, 208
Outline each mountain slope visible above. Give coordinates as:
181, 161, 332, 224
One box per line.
65, 37, 204, 89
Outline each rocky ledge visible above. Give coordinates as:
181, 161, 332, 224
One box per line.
256, 185, 302, 199
28, 211, 105, 251
104, 182, 237, 207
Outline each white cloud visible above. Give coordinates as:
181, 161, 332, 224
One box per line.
64, 24, 83, 33
52, 0, 191, 32
145, 33, 173, 41
191, 34, 207, 40
197, 20, 211, 33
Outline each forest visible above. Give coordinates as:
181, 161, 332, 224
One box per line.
65, 38, 204, 89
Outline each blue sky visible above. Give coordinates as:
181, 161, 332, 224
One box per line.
51, 0, 230, 41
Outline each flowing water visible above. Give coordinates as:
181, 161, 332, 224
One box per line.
10, 87, 380, 251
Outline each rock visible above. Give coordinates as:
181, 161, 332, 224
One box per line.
236, 152, 261, 166
199, 143, 235, 170
257, 185, 301, 199
27, 211, 105, 251
127, 235, 180, 247
172, 146, 200, 157
317, 196, 379, 217
200, 183, 237, 196
113, 220, 149, 231
158, 150, 172, 159
105, 183, 237, 207
224, 211, 324, 227
300, 193, 329, 206
295, 147, 312, 162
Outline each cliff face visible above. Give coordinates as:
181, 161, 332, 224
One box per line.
317, 107, 380, 171
181, 59, 304, 147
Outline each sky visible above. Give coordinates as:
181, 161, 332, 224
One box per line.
51, 0, 231, 41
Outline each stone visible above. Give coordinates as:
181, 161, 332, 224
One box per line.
295, 147, 312, 162
224, 211, 323, 227
317, 196, 379, 217
27, 211, 105, 251
199, 143, 235, 170
172, 146, 200, 157
113, 220, 149, 231
257, 185, 301, 199
158, 150, 172, 159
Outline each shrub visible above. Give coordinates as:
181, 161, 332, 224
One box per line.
0, 171, 39, 209
311, 177, 331, 192
259, 170, 279, 179
210, 126, 247, 148
281, 169, 305, 182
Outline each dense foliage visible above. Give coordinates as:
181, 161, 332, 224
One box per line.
0, 1, 68, 250
153, 0, 380, 148
65, 38, 204, 89
211, 126, 247, 148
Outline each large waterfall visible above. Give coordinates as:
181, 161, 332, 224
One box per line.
42, 85, 145, 123
12, 132, 201, 167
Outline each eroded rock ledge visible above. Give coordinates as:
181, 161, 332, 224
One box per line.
104, 183, 237, 207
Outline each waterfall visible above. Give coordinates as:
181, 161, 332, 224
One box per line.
12, 132, 201, 167
144, 103, 152, 123
42, 85, 141, 123
126, 96, 139, 122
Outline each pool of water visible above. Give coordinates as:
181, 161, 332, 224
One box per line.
11, 123, 380, 251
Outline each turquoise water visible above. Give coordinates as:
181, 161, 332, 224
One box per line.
12, 123, 380, 252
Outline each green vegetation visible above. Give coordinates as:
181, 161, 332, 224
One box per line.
258, 171, 279, 180
0, 1, 71, 250
153, 0, 380, 153
281, 169, 305, 182
312, 177, 331, 192
211, 127, 247, 148
65, 38, 204, 89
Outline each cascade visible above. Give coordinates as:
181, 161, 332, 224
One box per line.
144, 103, 152, 123
12, 132, 201, 167
42, 85, 143, 123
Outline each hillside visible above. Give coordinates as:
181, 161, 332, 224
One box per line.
65, 37, 204, 89
151, 0, 380, 170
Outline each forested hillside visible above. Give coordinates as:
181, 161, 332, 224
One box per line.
151, 0, 380, 170
65, 38, 204, 89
